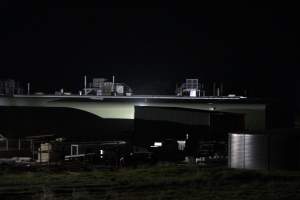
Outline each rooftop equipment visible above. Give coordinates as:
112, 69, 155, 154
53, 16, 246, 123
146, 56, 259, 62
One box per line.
0, 79, 24, 96
82, 76, 132, 96
177, 79, 202, 97
176, 80, 228, 97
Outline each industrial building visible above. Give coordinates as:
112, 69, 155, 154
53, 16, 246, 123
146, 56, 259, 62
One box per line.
0, 76, 296, 168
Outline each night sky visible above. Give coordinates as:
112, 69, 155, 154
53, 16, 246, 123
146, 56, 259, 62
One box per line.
0, 1, 299, 100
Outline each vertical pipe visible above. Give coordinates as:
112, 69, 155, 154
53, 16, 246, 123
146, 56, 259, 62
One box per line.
84, 75, 87, 95
27, 83, 30, 95
6, 139, 8, 151
112, 75, 115, 94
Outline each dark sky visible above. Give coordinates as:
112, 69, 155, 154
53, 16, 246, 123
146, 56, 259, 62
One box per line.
0, 1, 299, 98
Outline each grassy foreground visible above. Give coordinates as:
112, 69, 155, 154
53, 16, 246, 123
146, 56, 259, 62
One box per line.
0, 164, 300, 200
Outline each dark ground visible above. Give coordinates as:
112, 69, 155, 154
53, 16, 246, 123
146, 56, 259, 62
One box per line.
0, 164, 300, 200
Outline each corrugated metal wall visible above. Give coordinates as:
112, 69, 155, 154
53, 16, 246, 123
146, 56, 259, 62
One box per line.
229, 131, 300, 170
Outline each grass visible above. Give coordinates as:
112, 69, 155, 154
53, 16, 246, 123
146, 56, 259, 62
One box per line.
1, 164, 300, 199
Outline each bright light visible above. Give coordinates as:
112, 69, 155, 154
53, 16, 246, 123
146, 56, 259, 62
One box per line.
154, 142, 162, 147
190, 89, 197, 97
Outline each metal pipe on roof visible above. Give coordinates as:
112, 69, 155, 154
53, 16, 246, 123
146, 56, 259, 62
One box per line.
84, 75, 87, 95
27, 83, 30, 95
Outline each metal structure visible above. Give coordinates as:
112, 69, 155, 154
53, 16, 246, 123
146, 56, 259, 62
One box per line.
176, 79, 226, 97
0, 79, 24, 96
186, 79, 199, 90
82, 76, 132, 96
228, 130, 300, 170
177, 79, 201, 97
0, 134, 58, 162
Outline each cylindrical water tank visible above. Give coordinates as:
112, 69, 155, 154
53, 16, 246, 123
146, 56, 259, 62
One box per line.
228, 129, 300, 170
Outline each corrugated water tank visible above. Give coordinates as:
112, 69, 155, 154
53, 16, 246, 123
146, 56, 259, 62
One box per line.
228, 129, 300, 170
